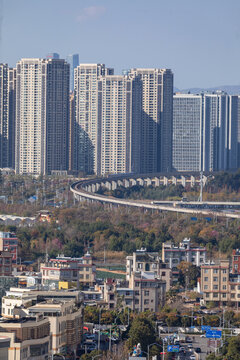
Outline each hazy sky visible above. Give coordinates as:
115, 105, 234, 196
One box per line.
1, 0, 240, 88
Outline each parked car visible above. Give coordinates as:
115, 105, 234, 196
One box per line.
195, 347, 201, 353
190, 355, 196, 360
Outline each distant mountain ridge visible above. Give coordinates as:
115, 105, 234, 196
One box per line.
174, 85, 240, 95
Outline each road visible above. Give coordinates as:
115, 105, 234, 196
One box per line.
159, 334, 216, 360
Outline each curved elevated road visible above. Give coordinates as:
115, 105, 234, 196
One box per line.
70, 175, 240, 219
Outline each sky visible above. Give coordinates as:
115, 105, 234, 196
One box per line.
0, 0, 240, 89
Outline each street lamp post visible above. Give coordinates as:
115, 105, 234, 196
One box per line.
147, 342, 162, 360
98, 308, 102, 352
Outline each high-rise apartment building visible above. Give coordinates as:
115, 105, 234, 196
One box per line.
74, 64, 113, 174
173, 94, 203, 172
69, 92, 75, 172
203, 92, 228, 172
228, 95, 239, 170
98, 74, 141, 175
173, 92, 239, 173
8, 68, 16, 168
15, 58, 69, 175
74, 66, 173, 175
128, 68, 173, 173
0, 64, 9, 168
0, 64, 16, 169
45, 59, 69, 173
66, 54, 79, 91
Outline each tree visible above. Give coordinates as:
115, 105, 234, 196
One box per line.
226, 336, 240, 360
127, 314, 156, 352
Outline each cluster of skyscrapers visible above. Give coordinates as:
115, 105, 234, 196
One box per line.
0, 53, 240, 176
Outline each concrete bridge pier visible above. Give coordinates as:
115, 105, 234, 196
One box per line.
145, 177, 152, 187
163, 177, 168, 186
172, 176, 177, 186
117, 180, 123, 187
112, 181, 117, 190
154, 177, 160, 187
181, 176, 186, 187
191, 176, 196, 187
105, 181, 112, 191
130, 178, 137, 186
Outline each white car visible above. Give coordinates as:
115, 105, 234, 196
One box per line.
189, 355, 196, 360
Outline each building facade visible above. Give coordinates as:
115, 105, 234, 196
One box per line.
129, 68, 173, 173
162, 238, 206, 281
126, 249, 171, 291
0, 315, 50, 360
15, 58, 69, 175
0, 232, 18, 262
98, 74, 141, 175
201, 260, 230, 306
28, 299, 83, 356
66, 54, 79, 91
0, 64, 9, 168
173, 94, 203, 172
40, 253, 96, 288
74, 64, 114, 174
0, 251, 12, 276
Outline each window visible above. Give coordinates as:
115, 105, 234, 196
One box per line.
222, 269, 227, 274
144, 299, 149, 305
144, 291, 149, 296
213, 269, 218, 274
231, 294, 235, 298
222, 293, 226, 298
204, 277, 208, 281
223, 277, 227, 282
213, 277, 218, 282
213, 293, 218, 298
204, 269, 208, 274
135, 291, 139, 296
206, 293, 210, 298
204, 285, 208, 290
162, 272, 166, 276
222, 285, 227, 290
213, 285, 218, 290
231, 285, 235, 290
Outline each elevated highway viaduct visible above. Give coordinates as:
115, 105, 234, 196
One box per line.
70, 173, 240, 219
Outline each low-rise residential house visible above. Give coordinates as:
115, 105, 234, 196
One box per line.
201, 260, 230, 306
162, 238, 206, 280
126, 248, 172, 291
28, 299, 83, 356
40, 252, 96, 288
0, 251, 12, 276
0, 314, 50, 360
104, 272, 166, 312
0, 232, 18, 262
232, 249, 240, 274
